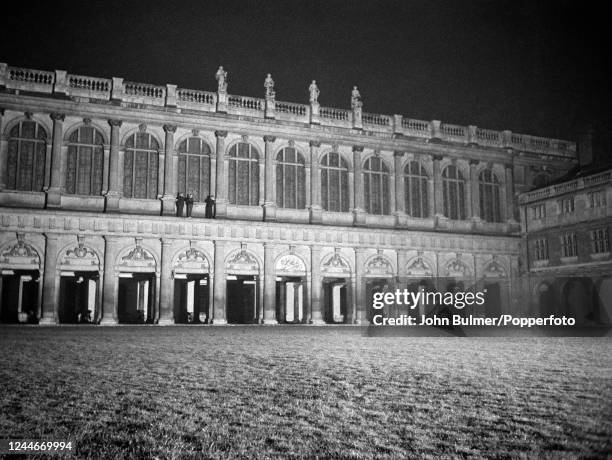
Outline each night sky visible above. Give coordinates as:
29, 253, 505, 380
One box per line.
1, 0, 610, 144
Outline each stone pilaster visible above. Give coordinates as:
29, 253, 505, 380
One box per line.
39, 233, 60, 325
211, 240, 227, 324
214, 130, 228, 217
393, 151, 406, 224
263, 243, 277, 324
309, 141, 322, 224
310, 246, 324, 324
100, 236, 120, 325
46, 113, 65, 207
432, 155, 444, 219
354, 248, 367, 324
352, 145, 366, 225
161, 125, 177, 216
505, 163, 516, 223
470, 159, 480, 221
158, 239, 174, 324
0, 108, 6, 190
263, 135, 277, 221
430, 120, 442, 143
105, 119, 122, 212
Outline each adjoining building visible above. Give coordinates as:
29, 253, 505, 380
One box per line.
0, 63, 579, 325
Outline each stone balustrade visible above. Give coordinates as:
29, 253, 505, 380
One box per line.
519, 170, 612, 204
0, 62, 576, 157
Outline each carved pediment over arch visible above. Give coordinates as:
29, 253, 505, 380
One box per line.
174, 246, 210, 274
118, 239, 156, 271
0, 234, 40, 270
59, 238, 100, 270
483, 256, 506, 278
321, 249, 351, 275
405, 255, 433, 277
226, 244, 259, 274
365, 254, 394, 277
276, 254, 306, 276
446, 253, 470, 278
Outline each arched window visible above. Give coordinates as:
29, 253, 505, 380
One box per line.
65, 126, 104, 195
177, 137, 211, 202
276, 147, 306, 209
363, 156, 390, 215
320, 152, 349, 212
6, 120, 47, 191
442, 165, 466, 220
479, 169, 502, 222
228, 142, 259, 206
404, 160, 429, 218
123, 132, 159, 199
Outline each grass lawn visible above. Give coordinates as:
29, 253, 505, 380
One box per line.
1, 326, 611, 459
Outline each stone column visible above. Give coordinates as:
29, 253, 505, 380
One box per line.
263, 243, 277, 324
394, 151, 405, 224
46, 113, 65, 207
433, 155, 444, 218
310, 246, 324, 324
211, 240, 227, 324
263, 135, 277, 221
0, 108, 6, 190
505, 163, 516, 223
40, 233, 60, 324
100, 236, 120, 325
105, 119, 122, 212
353, 146, 366, 225
470, 159, 480, 221
214, 131, 228, 217
354, 248, 367, 324
158, 239, 174, 324
161, 125, 177, 216
309, 140, 322, 224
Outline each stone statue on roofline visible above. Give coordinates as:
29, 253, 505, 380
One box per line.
351, 86, 362, 110
309, 80, 319, 104
215, 66, 228, 92
264, 73, 275, 99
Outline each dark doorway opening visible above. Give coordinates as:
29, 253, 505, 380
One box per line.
174, 274, 209, 323
226, 276, 257, 324
118, 273, 155, 324
0, 270, 39, 323
59, 271, 98, 323
323, 278, 348, 324
484, 282, 502, 317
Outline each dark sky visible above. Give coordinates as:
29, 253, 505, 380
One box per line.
2, 0, 610, 142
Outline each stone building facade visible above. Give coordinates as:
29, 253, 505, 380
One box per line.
519, 168, 612, 324
0, 63, 577, 324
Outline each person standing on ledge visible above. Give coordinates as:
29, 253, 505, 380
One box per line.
186, 193, 194, 217
205, 195, 216, 218
176, 192, 185, 217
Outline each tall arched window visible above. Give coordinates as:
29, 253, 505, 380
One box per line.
363, 156, 390, 215
228, 142, 259, 206
442, 165, 466, 220
320, 152, 349, 212
479, 169, 501, 222
65, 126, 104, 195
6, 120, 47, 191
177, 137, 211, 202
276, 147, 306, 209
123, 132, 159, 199
404, 160, 429, 218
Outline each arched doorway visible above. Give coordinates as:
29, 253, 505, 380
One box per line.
481, 257, 507, 318
225, 245, 260, 324
563, 278, 593, 324
537, 281, 556, 316
404, 255, 435, 318
116, 241, 158, 324
0, 235, 42, 323
364, 252, 395, 321
275, 254, 307, 324
57, 238, 101, 324
173, 245, 211, 324
595, 277, 612, 324
321, 249, 352, 324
